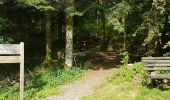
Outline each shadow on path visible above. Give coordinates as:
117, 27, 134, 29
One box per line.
77, 51, 121, 70
46, 52, 120, 100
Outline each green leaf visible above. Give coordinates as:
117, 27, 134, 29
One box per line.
65, 6, 84, 17
17, 0, 55, 11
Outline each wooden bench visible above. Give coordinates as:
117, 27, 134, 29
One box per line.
141, 57, 170, 80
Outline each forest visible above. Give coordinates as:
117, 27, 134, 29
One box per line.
0, 0, 170, 100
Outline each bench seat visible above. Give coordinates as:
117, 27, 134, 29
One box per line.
144, 67, 170, 71
148, 74, 170, 79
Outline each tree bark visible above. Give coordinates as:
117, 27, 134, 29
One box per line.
97, 0, 107, 51
65, 0, 73, 68
45, 11, 52, 60
122, 14, 126, 51
122, 0, 126, 51
101, 9, 106, 50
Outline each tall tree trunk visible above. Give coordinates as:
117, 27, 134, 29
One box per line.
122, 14, 126, 51
45, 11, 52, 61
101, 10, 106, 50
122, 0, 126, 51
97, 0, 106, 51
65, 0, 73, 68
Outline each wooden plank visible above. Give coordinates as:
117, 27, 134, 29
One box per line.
143, 62, 170, 65
148, 74, 170, 79
144, 64, 170, 67
142, 60, 170, 63
142, 57, 170, 60
144, 67, 170, 71
0, 44, 20, 54
0, 56, 20, 63
20, 42, 24, 100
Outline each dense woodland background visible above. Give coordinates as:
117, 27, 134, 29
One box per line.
0, 0, 170, 99
0, 0, 170, 67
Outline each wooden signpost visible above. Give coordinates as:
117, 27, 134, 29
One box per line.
0, 42, 24, 100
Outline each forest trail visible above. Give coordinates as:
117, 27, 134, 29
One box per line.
46, 52, 119, 100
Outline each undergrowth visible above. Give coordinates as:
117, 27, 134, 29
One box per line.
81, 62, 170, 100
0, 61, 87, 100
107, 62, 146, 82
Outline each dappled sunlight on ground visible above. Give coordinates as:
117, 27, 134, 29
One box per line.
46, 52, 119, 100
79, 51, 121, 70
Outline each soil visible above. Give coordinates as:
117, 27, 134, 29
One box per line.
45, 52, 119, 100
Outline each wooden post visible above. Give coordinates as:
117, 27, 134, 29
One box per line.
20, 42, 24, 100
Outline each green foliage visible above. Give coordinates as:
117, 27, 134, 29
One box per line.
0, 36, 14, 44
0, 18, 13, 32
0, 85, 19, 100
81, 63, 170, 100
0, 0, 4, 4
107, 62, 145, 82
65, 6, 84, 17
168, 15, 170, 23
35, 87, 60, 99
0, 63, 85, 100
133, 62, 146, 77
86, 4, 105, 13
0, 18, 15, 44
139, 0, 165, 48
163, 41, 170, 49
111, 1, 131, 16
35, 5, 54, 11
121, 52, 129, 65
74, 55, 92, 70
0, 0, 170, 99
17, 0, 47, 5
82, 76, 170, 100
106, 17, 124, 32
136, 86, 170, 100
106, 1, 131, 33
108, 65, 135, 81
17, 0, 54, 11
83, 61, 92, 70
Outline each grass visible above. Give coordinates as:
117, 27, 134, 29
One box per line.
81, 62, 170, 100
0, 61, 87, 100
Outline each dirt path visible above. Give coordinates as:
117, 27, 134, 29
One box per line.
45, 52, 119, 100
46, 68, 115, 100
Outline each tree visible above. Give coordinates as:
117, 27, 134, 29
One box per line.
65, 0, 74, 68
17, 0, 54, 61
138, 0, 166, 56
106, 0, 131, 51
45, 11, 52, 61
97, 0, 106, 50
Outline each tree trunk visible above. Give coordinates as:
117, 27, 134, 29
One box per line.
122, 15, 126, 51
65, 0, 73, 68
101, 10, 106, 50
122, 0, 126, 51
45, 11, 52, 61
97, 0, 106, 51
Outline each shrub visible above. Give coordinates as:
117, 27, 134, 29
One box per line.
108, 62, 145, 82
133, 62, 146, 77
108, 65, 135, 82
121, 52, 129, 65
